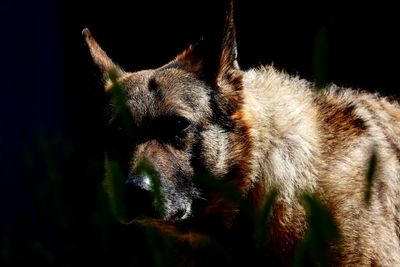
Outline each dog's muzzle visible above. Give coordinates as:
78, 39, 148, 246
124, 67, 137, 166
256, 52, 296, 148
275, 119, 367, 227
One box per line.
126, 175, 152, 190
124, 175, 156, 219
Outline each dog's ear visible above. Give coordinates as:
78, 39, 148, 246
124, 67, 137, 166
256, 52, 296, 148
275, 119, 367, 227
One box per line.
82, 28, 125, 91
173, 44, 204, 75
217, 0, 240, 81
172, 1, 241, 91
214, 0, 242, 102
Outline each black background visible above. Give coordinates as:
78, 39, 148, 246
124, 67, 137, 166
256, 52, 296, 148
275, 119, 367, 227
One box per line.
1, 0, 400, 266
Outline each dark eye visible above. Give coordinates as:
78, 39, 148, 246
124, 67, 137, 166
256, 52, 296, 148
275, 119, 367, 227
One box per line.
151, 116, 192, 144
158, 116, 191, 139
170, 116, 191, 135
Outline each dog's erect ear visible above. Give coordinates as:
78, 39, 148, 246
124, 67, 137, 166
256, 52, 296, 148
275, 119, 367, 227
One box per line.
82, 28, 124, 89
173, 44, 204, 75
217, 0, 239, 80
173, 1, 240, 88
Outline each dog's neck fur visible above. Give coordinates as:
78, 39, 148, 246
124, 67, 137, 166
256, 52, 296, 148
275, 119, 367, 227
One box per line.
242, 66, 320, 204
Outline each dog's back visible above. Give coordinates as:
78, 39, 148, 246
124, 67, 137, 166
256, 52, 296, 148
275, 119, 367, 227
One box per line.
242, 66, 400, 265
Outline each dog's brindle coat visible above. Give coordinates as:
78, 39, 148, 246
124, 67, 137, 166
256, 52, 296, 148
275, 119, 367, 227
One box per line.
84, 3, 400, 266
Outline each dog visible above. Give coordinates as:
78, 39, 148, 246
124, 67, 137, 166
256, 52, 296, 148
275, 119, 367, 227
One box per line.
83, 2, 400, 266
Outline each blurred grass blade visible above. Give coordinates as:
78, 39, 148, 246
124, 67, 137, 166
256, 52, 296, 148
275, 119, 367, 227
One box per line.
108, 70, 135, 138
103, 156, 125, 221
254, 187, 278, 246
293, 193, 339, 267
365, 150, 377, 205
194, 173, 244, 207
136, 160, 165, 217
144, 227, 174, 267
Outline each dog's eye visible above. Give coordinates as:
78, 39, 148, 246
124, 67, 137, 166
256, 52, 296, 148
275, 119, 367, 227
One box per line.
170, 116, 191, 134
153, 116, 191, 143
160, 116, 191, 138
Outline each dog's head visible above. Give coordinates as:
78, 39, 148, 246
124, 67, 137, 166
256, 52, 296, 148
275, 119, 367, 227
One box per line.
84, 3, 252, 222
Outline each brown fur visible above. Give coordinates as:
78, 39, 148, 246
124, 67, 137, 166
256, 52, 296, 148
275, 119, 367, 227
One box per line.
84, 2, 400, 266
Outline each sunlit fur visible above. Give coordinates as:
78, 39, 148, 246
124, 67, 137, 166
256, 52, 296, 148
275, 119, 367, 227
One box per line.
242, 66, 400, 265
84, 3, 400, 265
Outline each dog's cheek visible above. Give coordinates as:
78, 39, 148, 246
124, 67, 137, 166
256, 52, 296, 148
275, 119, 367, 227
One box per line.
200, 125, 230, 177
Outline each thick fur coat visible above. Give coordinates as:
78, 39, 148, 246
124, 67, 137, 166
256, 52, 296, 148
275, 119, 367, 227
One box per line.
84, 3, 400, 266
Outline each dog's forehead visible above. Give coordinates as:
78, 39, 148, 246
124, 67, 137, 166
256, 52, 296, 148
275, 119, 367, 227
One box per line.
121, 68, 204, 93
119, 67, 211, 123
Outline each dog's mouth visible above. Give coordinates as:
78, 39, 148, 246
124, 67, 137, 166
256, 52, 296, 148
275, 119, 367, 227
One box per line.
178, 205, 192, 220
164, 200, 193, 221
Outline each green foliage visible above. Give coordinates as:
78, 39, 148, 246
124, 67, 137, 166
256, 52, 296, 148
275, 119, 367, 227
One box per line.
136, 160, 166, 218
3, 39, 379, 265
143, 227, 174, 267
293, 194, 340, 267
194, 173, 244, 207
108, 69, 135, 137
3, 129, 379, 266
253, 187, 278, 248
104, 157, 126, 221
364, 150, 377, 205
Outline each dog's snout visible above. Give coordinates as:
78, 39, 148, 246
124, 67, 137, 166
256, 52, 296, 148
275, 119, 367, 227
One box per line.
124, 175, 156, 219
126, 175, 152, 190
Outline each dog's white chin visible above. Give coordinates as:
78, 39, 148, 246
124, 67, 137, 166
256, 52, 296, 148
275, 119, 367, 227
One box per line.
164, 203, 192, 221
180, 205, 192, 220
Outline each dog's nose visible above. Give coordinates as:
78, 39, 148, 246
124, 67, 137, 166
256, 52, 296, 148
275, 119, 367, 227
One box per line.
126, 175, 152, 190
124, 175, 156, 219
